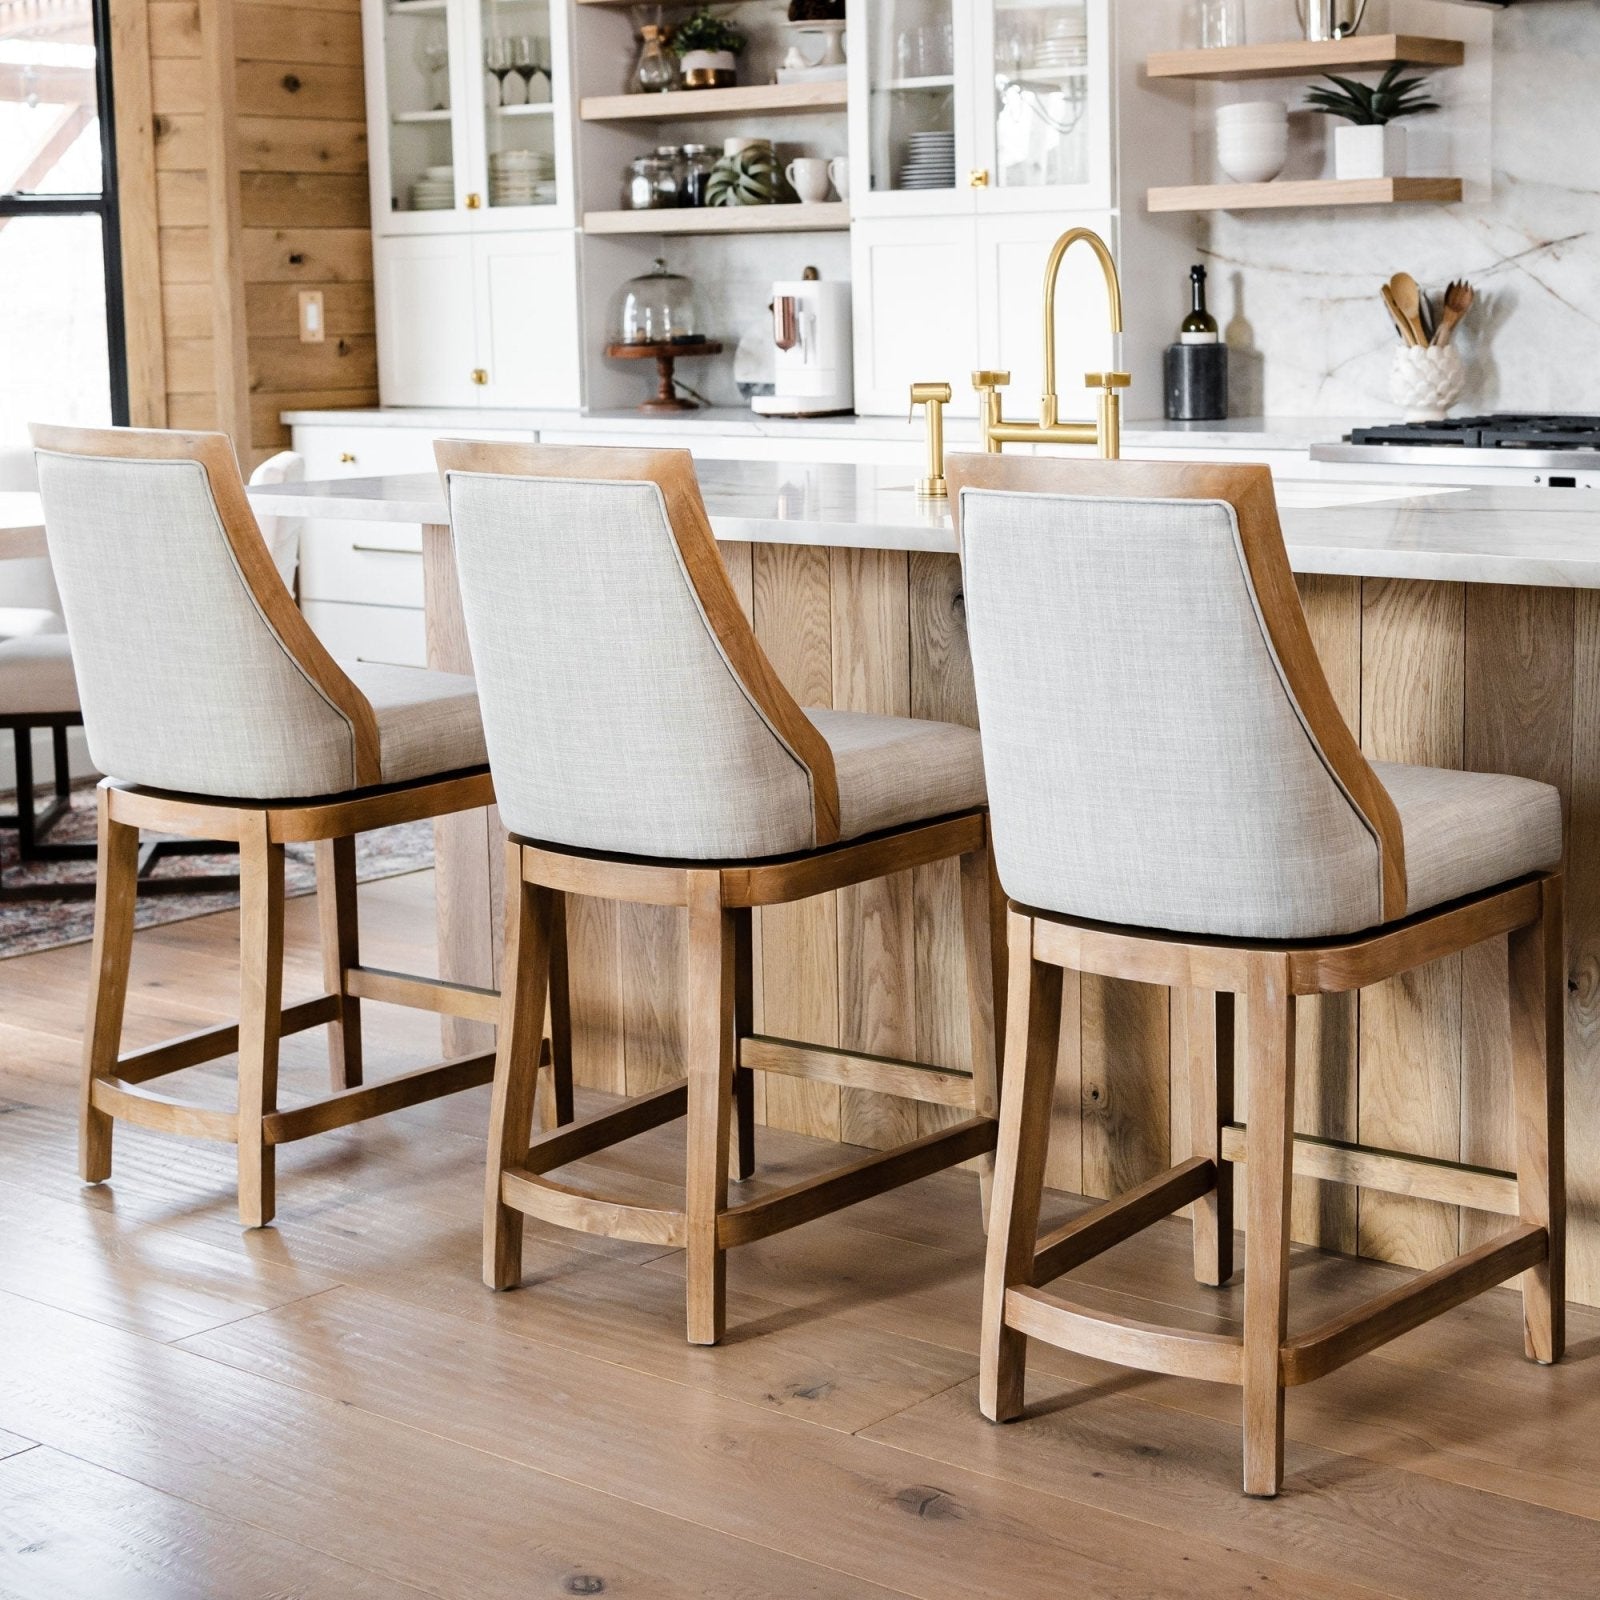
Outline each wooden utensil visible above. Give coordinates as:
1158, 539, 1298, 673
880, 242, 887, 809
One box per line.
1388, 272, 1428, 347
1432, 278, 1475, 347
1381, 283, 1419, 346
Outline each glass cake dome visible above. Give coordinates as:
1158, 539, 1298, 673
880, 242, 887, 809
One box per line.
613, 257, 700, 345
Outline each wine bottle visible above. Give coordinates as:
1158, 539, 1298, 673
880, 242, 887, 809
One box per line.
1181, 264, 1219, 345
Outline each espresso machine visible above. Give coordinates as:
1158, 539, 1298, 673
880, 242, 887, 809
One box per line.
751, 267, 854, 416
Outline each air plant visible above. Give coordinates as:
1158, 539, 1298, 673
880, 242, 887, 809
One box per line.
1304, 62, 1440, 125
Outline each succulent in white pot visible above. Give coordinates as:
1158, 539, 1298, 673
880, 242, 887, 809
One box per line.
670, 9, 745, 89
1304, 63, 1440, 180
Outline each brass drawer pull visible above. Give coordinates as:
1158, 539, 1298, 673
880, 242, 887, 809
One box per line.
351, 543, 421, 556
339, 452, 357, 463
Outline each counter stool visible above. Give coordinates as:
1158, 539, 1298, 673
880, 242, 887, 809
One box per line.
31, 424, 563, 1227
0, 634, 83, 861
948, 454, 1565, 1497
438, 441, 1002, 1345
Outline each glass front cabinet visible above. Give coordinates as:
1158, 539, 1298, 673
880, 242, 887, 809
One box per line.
363, 0, 582, 408
848, 0, 1112, 220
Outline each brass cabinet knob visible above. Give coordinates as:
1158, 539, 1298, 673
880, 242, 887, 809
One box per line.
339, 451, 357, 463
471, 368, 488, 386
465, 191, 482, 209
968, 169, 989, 187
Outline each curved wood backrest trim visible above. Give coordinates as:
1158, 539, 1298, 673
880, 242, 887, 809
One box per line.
433, 439, 841, 848
945, 452, 1407, 922
29, 423, 383, 789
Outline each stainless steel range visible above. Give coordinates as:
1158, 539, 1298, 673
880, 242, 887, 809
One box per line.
1312, 414, 1600, 489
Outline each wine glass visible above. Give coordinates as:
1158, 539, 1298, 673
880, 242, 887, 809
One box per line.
484, 36, 515, 101
514, 35, 551, 103
413, 23, 449, 112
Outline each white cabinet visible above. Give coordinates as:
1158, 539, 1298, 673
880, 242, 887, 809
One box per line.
374, 229, 581, 408
362, 0, 574, 236
848, 0, 1191, 417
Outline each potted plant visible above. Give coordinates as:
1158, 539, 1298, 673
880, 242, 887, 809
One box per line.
1304, 63, 1440, 180
670, 9, 746, 89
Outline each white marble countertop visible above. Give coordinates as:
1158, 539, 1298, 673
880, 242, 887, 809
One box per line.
281, 405, 1354, 456
248, 462, 1600, 587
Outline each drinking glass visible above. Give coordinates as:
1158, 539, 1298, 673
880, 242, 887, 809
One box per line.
1196, 0, 1245, 48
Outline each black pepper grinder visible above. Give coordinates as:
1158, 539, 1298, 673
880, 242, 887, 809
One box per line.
1163, 264, 1229, 421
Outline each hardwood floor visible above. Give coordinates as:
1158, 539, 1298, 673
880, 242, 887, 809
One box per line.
2, 868, 1600, 1597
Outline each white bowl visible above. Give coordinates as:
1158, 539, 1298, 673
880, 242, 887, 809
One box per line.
1217, 129, 1288, 183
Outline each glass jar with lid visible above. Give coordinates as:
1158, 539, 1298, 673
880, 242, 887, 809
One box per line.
654, 144, 688, 206
681, 143, 717, 207
613, 257, 700, 345
624, 154, 667, 210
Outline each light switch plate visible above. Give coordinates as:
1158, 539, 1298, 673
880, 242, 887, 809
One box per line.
298, 290, 325, 343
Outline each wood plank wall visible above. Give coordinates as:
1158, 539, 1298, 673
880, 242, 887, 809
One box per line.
113, 0, 377, 463
561, 550, 1600, 1308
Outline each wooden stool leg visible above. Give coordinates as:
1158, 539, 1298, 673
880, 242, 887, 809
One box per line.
979, 909, 1063, 1421
1241, 955, 1295, 1497
959, 839, 1006, 1222
538, 892, 574, 1132
685, 871, 736, 1345
236, 818, 286, 1229
731, 906, 756, 1183
485, 849, 555, 1289
1188, 988, 1236, 1287
315, 836, 363, 1091
80, 790, 139, 1184
1510, 875, 1565, 1364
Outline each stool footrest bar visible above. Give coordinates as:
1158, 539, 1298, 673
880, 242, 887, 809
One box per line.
1220, 1124, 1519, 1215
115, 994, 341, 1084
263, 1053, 496, 1144
740, 1035, 976, 1108
90, 1080, 239, 1142
500, 1169, 687, 1248
1281, 1223, 1547, 1386
523, 1081, 688, 1175
1032, 1157, 1216, 1287
345, 967, 501, 1023
1004, 1286, 1244, 1385
718, 1115, 996, 1248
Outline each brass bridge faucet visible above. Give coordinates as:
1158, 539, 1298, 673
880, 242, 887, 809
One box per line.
972, 226, 1131, 459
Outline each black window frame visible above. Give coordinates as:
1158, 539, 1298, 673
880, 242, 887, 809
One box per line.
0, 0, 128, 424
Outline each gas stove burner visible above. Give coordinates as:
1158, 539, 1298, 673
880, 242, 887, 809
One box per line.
1349, 414, 1600, 450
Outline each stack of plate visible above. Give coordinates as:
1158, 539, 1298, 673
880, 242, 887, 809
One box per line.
489, 148, 555, 206
409, 165, 455, 211
899, 129, 954, 190
1028, 11, 1088, 71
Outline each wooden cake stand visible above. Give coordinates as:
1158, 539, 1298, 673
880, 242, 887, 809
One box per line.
604, 339, 724, 412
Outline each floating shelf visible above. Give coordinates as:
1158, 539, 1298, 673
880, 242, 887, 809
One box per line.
1146, 34, 1465, 81
580, 81, 847, 122
584, 203, 849, 236
1147, 176, 1463, 213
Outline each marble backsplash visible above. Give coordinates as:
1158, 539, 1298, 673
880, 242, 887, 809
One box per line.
1201, 0, 1600, 418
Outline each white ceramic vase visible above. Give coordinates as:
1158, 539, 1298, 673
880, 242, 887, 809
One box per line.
1335, 123, 1407, 180
680, 48, 737, 88
1388, 345, 1465, 423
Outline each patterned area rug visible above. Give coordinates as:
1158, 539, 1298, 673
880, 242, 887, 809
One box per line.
0, 785, 435, 959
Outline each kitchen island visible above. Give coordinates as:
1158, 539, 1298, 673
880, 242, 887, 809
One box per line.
250, 463, 1600, 1309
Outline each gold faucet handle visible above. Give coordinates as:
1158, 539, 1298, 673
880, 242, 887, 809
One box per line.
1084, 371, 1132, 391
910, 381, 953, 406
972, 369, 1011, 391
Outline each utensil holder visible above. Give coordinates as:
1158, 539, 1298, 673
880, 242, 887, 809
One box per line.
1388, 345, 1465, 423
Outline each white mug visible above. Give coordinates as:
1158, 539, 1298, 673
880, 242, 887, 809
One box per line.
827, 156, 850, 201
785, 157, 831, 204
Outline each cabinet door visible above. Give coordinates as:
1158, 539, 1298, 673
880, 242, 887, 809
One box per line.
847, 0, 977, 219
473, 231, 582, 408
361, 0, 473, 235
970, 0, 1113, 212
850, 215, 978, 417
375, 234, 479, 407
975, 210, 1119, 426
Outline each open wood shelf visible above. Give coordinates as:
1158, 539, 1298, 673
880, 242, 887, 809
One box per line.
580, 81, 847, 122
584, 203, 849, 236
1146, 34, 1465, 81
1147, 176, 1463, 213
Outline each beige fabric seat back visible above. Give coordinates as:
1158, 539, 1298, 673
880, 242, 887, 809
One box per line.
438, 442, 841, 861
951, 456, 1406, 940
31, 425, 382, 800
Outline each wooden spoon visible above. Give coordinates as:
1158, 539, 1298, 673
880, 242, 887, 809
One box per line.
1388, 272, 1428, 347
1432, 279, 1475, 347
1381, 282, 1419, 346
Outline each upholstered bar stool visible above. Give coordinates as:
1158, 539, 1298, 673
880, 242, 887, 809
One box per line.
948, 454, 1565, 1497
438, 441, 1002, 1345
31, 424, 559, 1227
